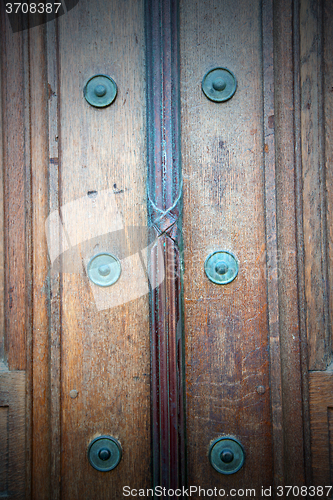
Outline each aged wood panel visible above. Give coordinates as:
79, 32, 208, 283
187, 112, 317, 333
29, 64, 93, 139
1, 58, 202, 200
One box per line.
29, 23, 52, 500
262, 0, 284, 487
181, 0, 273, 490
274, 0, 307, 485
47, 19, 62, 500
324, 0, 333, 360
0, 26, 4, 363
57, 1, 150, 497
145, 0, 185, 489
0, 1, 27, 370
300, 0, 331, 371
0, 370, 26, 499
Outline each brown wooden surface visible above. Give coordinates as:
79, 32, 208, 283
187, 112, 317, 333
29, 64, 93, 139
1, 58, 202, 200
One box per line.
300, 0, 331, 371
146, 0, 185, 489
262, 0, 284, 487
274, 0, 308, 485
181, 0, 273, 490
57, 1, 150, 498
324, 0, 333, 365
1, 0, 333, 496
29, 22, 52, 500
1, 3, 27, 371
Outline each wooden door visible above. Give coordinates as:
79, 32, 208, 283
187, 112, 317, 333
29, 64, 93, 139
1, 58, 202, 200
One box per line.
0, 0, 333, 498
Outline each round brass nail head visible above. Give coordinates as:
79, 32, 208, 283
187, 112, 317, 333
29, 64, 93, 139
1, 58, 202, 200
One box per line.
87, 253, 121, 287
88, 436, 122, 472
84, 75, 117, 108
98, 264, 111, 277
205, 251, 238, 285
212, 77, 226, 91
98, 448, 111, 461
202, 67, 237, 102
94, 84, 107, 97
221, 449, 234, 463
209, 437, 245, 474
69, 390, 78, 399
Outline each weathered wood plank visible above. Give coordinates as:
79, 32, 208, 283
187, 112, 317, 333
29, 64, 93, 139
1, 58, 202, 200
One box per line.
262, 0, 284, 487
47, 18, 62, 500
146, 0, 185, 489
29, 22, 52, 500
181, 0, 273, 490
1, 0, 27, 370
324, 0, 333, 364
274, 0, 307, 485
58, 1, 150, 497
300, 0, 330, 370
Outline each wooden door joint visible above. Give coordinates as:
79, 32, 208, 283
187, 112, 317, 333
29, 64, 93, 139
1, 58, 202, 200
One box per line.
145, 0, 186, 491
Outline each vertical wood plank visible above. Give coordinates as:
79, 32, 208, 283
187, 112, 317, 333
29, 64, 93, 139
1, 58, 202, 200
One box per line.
29, 22, 51, 500
57, 1, 150, 497
262, 0, 284, 486
300, 0, 330, 370
274, 0, 306, 484
1, 0, 27, 371
146, 0, 186, 490
0, 23, 4, 362
324, 0, 333, 359
181, 0, 273, 489
47, 18, 61, 500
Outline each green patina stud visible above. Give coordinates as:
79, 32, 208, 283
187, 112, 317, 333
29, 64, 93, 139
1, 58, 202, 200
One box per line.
202, 67, 237, 102
204, 250, 238, 285
84, 74, 117, 108
209, 437, 245, 475
88, 436, 122, 472
87, 253, 121, 287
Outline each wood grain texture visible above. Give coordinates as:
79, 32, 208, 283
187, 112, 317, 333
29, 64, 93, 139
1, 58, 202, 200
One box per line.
29, 23, 52, 500
324, 0, 333, 367
300, 0, 330, 371
262, 0, 284, 487
181, 0, 273, 490
309, 370, 333, 485
57, 1, 150, 497
274, 0, 306, 484
0, 27, 4, 362
46, 18, 61, 500
146, 0, 186, 489
0, 370, 26, 499
0, 1, 27, 370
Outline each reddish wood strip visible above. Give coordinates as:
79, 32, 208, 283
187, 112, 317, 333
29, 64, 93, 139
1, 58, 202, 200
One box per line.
324, 0, 333, 363
146, 0, 185, 489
